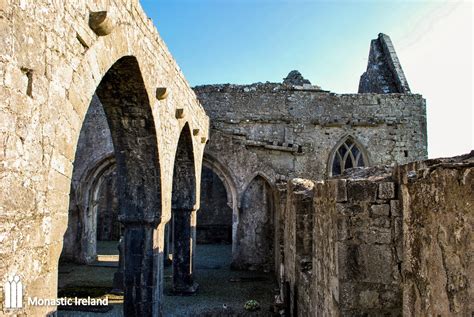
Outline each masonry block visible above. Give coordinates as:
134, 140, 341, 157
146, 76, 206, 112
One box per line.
378, 182, 395, 199
335, 179, 347, 202
371, 204, 390, 217
336, 203, 363, 216
347, 180, 378, 202
390, 199, 400, 217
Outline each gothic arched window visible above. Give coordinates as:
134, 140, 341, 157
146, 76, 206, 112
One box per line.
330, 137, 368, 176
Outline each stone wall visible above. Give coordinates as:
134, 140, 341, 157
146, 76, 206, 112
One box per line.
359, 33, 411, 94
196, 84, 427, 183
55, 33, 427, 273
70, 95, 115, 192
196, 71, 426, 270
320, 171, 402, 316
311, 179, 339, 316
398, 153, 474, 316
282, 168, 402, 316
62, 95, 116, 263
283, 179, 315, 316
95, 170, 120, 241
279, 153, 473, 316
0, 1, 209, 315
235, 175, 275, 271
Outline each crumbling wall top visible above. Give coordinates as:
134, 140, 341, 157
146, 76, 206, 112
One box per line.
283, 70, 312, 86
359, 33, 411, 94
333, 165, 394, 181
194, 70, 323, 93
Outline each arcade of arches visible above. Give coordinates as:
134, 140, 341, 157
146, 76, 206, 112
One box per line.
1, 1, 472, 317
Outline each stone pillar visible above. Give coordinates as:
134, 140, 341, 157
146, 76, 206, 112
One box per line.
190, 208, 197, 280
122, 224, 158, 316
111, 236, 124, 294
172, 208, 199, 294
153, 224, 166, 316
163, 220, 173, 267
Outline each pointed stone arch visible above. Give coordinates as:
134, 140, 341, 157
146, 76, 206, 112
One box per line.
72, 55, 162, 316
234, 174, 275, 271
172, 123, 197, 210
241, 171, 276, 198
170, 122, 199, 294
202, 154, 238, 250
1, 4, 209, 316
202, 154, 238, 212
64, 154, 116, 264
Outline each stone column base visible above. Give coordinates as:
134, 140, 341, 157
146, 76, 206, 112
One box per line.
111, 270, 124, 294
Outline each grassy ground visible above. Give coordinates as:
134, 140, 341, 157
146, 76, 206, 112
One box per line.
58, 241, 122, 317
163, 244, 276, 316
58, 243, 276, 316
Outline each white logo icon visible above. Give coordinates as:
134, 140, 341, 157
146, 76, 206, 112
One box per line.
4, 275, 22, 309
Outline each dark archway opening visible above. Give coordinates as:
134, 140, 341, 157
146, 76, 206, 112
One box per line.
196, 165, 233, 245
161, 123, 199, 302
59, 56, 161, 317
163, 167, 277, 315
96, 167, 121, 242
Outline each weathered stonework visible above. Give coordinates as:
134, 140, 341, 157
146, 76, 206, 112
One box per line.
195, 63, 426, 269
2, 2, 469, 316
196, 83, 426, 183
281, 168, 402, 316
359, 33, 411, 94
398, 153, 474, 317
62, 95, 116, 264
56, 33, 428, 277
0, 1, 209, 316
283, 178, 315, 316
278, 153, 473, 316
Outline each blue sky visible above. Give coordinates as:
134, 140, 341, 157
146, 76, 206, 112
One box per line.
140, 0, 473, 158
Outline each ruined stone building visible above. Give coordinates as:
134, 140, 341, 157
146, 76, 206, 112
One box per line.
0, 1, 472, 317
0, 1, 209, 316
